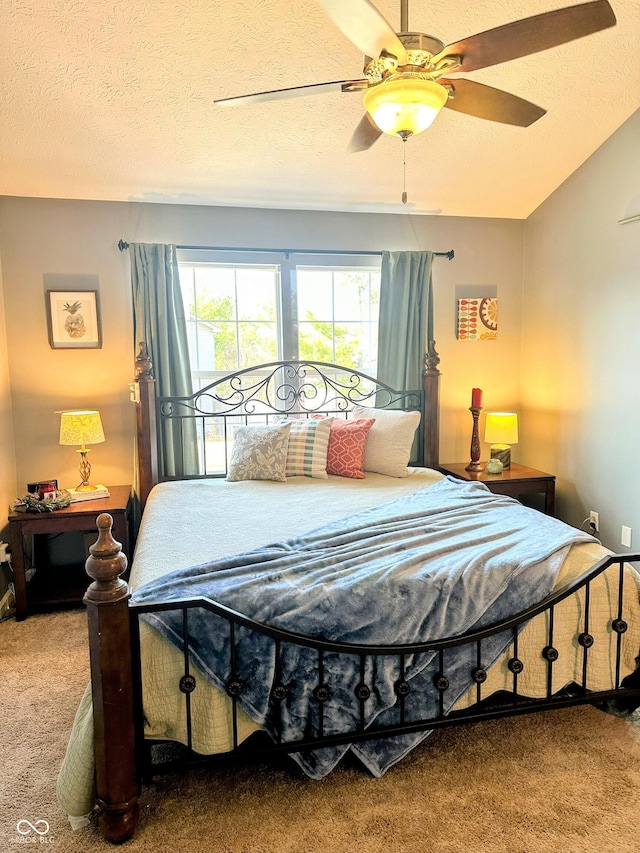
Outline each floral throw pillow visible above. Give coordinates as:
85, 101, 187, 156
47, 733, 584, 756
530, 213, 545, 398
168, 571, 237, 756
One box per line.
226, 423, 292, 482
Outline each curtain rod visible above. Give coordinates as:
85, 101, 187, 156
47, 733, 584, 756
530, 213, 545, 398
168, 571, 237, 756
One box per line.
117, 240, 454, 260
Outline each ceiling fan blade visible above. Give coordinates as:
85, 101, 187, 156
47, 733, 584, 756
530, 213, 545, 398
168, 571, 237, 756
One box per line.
348, 113, 383, 152
434, 0, 616, 73
316, 0, 408, 64
441, 78, 546, 127
215, 79, 367, 107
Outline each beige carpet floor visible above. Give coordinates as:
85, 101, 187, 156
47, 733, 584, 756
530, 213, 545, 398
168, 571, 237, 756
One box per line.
1, 609, 640, 853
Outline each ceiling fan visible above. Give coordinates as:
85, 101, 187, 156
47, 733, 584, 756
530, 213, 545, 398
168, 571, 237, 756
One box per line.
215, 0, 616, 152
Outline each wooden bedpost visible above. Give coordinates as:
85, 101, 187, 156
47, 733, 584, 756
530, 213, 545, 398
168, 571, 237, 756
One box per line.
133, 342, 158, 507
84, 513, 140, 843
423, 339, 441, 470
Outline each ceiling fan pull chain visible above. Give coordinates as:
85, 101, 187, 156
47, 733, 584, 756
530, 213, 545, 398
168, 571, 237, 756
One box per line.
402, 138, 408, 205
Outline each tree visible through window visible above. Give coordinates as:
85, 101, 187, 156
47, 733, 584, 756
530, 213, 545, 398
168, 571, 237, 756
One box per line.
179, 253, 380, 390
297, 267, 379, 371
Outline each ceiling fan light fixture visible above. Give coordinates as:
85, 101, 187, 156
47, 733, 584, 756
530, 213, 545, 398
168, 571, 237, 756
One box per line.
363, 77, 448, 138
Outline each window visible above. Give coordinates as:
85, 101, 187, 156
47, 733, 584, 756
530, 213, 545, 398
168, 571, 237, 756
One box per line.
179, 251, 380, 390
180, 261, 280, 385
296, 266, 379, 371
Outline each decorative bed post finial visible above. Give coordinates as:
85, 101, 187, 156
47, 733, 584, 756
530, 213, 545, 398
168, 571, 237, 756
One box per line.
135, 342, 153, 379
84, 513, 129, 604
424, 339, 440, 375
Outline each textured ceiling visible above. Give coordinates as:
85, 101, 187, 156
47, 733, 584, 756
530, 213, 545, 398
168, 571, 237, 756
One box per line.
2, 0, 639, 218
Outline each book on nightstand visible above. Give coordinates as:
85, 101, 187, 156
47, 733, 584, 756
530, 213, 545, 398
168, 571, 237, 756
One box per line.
67, 485, 110, 503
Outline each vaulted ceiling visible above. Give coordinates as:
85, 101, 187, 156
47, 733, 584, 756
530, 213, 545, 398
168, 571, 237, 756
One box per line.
2, 0, 639, 218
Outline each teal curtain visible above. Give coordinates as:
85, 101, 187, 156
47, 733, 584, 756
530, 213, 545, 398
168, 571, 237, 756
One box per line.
130, 243, 199, 480
377, 250, 434, 461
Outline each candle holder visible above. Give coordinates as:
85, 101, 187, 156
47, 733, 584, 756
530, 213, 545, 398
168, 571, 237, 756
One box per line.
465, 406, 484, 472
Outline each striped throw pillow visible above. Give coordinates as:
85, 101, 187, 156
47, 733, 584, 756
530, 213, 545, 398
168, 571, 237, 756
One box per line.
284, 417, 333, 479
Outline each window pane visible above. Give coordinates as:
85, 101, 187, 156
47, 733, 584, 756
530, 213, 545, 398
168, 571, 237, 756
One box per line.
195, 264, 236, 287
297, 269, 333, 320
297, 266, 379, 373
238, 322, 278, 368
191, 268, 236, 326
236, 267, 278, 321
181, 263, 279, 382
298, 321, 335, 363
211, 322, 238, 372
334, 271, 375, 321
337, 322, 378, 372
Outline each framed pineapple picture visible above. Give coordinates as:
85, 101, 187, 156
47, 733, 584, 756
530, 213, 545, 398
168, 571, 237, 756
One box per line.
46, 290, 102, 349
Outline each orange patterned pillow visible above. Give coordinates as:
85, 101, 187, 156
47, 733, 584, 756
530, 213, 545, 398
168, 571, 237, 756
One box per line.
324, 417, 375, 479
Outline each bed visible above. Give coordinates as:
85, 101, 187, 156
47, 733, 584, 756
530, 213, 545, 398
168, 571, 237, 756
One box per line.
57, 342, 640, 843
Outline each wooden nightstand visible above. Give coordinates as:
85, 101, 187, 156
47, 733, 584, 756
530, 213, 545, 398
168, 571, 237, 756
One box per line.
439, 462, 556, 516
8, 485, 132, 620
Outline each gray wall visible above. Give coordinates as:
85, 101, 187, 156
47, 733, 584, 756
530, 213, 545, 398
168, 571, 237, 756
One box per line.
0, 199, 524, 505
521, 108, 640, 550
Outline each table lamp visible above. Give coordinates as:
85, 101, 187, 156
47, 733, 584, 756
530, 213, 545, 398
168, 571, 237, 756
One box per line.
59, 410, 105, 490
484, 412, 518, 470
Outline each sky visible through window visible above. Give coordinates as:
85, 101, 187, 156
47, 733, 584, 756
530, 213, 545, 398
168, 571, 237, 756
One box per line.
180, 261, 380, 386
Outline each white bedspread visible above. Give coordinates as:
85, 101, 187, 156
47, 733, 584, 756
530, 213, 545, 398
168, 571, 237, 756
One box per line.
57, 469, 640, 818
130, 468, 446, 587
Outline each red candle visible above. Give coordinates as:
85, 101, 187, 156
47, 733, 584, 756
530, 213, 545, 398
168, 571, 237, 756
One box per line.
471, 388, 483, 408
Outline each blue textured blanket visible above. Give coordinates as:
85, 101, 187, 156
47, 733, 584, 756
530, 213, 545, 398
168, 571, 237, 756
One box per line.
134, 477, 594, 777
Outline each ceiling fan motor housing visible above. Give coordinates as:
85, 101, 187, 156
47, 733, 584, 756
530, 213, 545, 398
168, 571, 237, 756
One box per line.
364, 33, 448, 82
398, 32, 445, 58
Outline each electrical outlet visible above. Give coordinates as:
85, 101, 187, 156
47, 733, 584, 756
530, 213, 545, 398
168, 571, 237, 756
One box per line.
621, 526, 632, 548
589, 511, 599, 532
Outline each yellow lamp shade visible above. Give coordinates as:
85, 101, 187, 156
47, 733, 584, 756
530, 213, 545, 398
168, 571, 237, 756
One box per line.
484, 412, 519, 445
59, 410, 105, 448
363, 77, 448, 138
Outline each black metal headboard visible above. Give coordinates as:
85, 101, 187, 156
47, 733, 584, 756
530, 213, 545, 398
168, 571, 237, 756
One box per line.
133, 343, 440, 504
154, 361, 424, 480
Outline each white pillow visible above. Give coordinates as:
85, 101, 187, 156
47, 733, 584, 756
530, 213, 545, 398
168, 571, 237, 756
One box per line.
351, 406, 421, 478
226, 423, 291, 482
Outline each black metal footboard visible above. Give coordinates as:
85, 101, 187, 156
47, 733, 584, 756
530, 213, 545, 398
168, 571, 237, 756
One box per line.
129, 553, 640, 779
